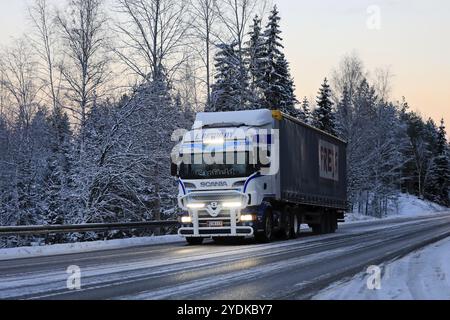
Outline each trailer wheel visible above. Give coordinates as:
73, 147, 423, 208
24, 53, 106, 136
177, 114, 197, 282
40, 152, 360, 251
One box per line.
256, 211, 273, 243
312, 213, 330, 235
281, 211, 292, 239
330, 212, 338, 233
186, 237, 204, 245
291, 214, 300, 238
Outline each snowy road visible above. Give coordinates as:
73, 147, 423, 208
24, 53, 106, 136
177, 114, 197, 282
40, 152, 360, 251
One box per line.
1, 213, 450, 300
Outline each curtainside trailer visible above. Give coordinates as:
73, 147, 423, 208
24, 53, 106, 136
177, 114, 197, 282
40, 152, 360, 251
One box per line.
171, 109, 347, 245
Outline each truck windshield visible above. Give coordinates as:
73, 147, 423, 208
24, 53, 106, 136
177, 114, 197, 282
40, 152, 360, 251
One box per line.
179, 152, 257, 180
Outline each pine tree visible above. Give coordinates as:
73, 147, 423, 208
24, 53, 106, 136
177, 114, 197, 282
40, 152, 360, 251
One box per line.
295, 96, 310, 123
39, 107, 73, 243
313, 78, 336, 135
275, 53, 297, 114
210, 43, 249, 112
262, 6, 297, 114
246, 15, 266, 109
42, 107, 72, 227
335, 86, 352, 139
428, 119, 450, 205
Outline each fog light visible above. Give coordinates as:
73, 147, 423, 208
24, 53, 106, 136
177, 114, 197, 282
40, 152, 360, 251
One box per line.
222, 202, 242, 208
240, 214, 255, 222
187, 203, 205, 209
181, 216, 192, 224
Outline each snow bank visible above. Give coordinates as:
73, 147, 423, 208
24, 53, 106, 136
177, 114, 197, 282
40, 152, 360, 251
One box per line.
345, 193, 447, 222
0, 235, 184, 261
313, 236, 450, 300
394, 193, 447, 216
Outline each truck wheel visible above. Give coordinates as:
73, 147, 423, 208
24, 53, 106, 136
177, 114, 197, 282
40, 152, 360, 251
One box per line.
330, 212, 338, 233
291, 214, 300, 239
312, 224, 322, 234
312, 214, 330, 235
186, 237, 204, 245
256, 212, 273, 243
283, 207, 298, 239
281, 212, 292, 239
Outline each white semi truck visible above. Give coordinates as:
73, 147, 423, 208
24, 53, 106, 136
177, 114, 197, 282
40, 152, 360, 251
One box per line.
171, 109, 347, 245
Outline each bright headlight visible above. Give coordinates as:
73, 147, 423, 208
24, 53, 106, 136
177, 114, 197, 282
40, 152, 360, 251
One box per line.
186, 203, 205, 209
240, 214, 255, 222
222, 202, 242, 208
203, 138, 225, 145
181, 216, 192, 224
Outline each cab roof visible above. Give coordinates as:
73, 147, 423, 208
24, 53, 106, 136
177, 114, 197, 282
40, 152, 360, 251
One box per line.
193, 109, 273, 129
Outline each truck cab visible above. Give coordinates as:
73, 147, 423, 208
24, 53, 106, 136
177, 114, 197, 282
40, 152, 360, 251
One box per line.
172, 109, 278, 245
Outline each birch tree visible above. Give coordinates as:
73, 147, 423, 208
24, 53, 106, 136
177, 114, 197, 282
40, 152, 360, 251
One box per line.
56, 0, 110, 150
29, 0, 61, 112
189, 0, 220, 106
115, 0, 191, 82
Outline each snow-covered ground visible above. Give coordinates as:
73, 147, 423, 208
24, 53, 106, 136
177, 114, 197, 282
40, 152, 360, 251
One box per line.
0, 235, 183, 261
345, 193, 448, 222
313, 236, 450, 300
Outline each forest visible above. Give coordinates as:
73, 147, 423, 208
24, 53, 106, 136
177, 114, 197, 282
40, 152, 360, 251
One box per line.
0, 0, 448, 246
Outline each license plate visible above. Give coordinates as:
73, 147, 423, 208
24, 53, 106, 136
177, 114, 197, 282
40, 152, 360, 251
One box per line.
208, 221, 223, 227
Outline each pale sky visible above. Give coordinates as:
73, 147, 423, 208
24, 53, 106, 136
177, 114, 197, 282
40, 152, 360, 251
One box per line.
0, 0, 449, 132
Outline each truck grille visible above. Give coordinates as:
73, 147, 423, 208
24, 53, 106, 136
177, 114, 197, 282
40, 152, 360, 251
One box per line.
197, 208, 239, 228
188, 193, 242, 203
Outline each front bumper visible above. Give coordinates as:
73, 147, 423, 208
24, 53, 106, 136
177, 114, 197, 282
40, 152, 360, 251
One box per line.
178, 190, 254, 238
178, 226, 254, 237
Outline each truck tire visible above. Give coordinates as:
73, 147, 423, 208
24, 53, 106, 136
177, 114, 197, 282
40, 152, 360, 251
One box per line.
329, 212, 338, 233
256, 211, 273, 243
312, 214, 330, 235
282, 206, 298, 239
281, 211, 292, 239
186, 237, 204, 245
291, 213, 300, 239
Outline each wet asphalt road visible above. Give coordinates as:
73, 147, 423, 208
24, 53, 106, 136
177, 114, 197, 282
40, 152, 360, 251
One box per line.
1, 213, 450, 300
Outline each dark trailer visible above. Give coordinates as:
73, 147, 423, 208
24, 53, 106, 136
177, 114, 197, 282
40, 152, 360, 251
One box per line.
275, 113, 347, 232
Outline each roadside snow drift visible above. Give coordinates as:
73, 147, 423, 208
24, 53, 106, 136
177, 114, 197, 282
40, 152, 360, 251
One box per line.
345, 193, 447, 222
0, 235, 183, 261
314, 236, 450, 300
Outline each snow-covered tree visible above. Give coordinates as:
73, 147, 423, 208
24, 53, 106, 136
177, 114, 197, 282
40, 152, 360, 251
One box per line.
261, 6, 297, 115
331, 53, 366, 104
335, 86, 352, 139
367, 102, 408, 217
427, 119, 450, 205
41, 107, 72, 227
210, 43, 249, 112
295, 96, 311, 123
56, 0, 110, 153
313, 78, 336, 135
245, 15, 266, 109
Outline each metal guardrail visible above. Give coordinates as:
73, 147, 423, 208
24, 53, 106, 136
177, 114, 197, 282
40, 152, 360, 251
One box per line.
0, 220, 179, 236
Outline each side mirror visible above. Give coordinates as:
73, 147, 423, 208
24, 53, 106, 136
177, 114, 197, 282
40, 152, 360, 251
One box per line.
170, 163, 178, 177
